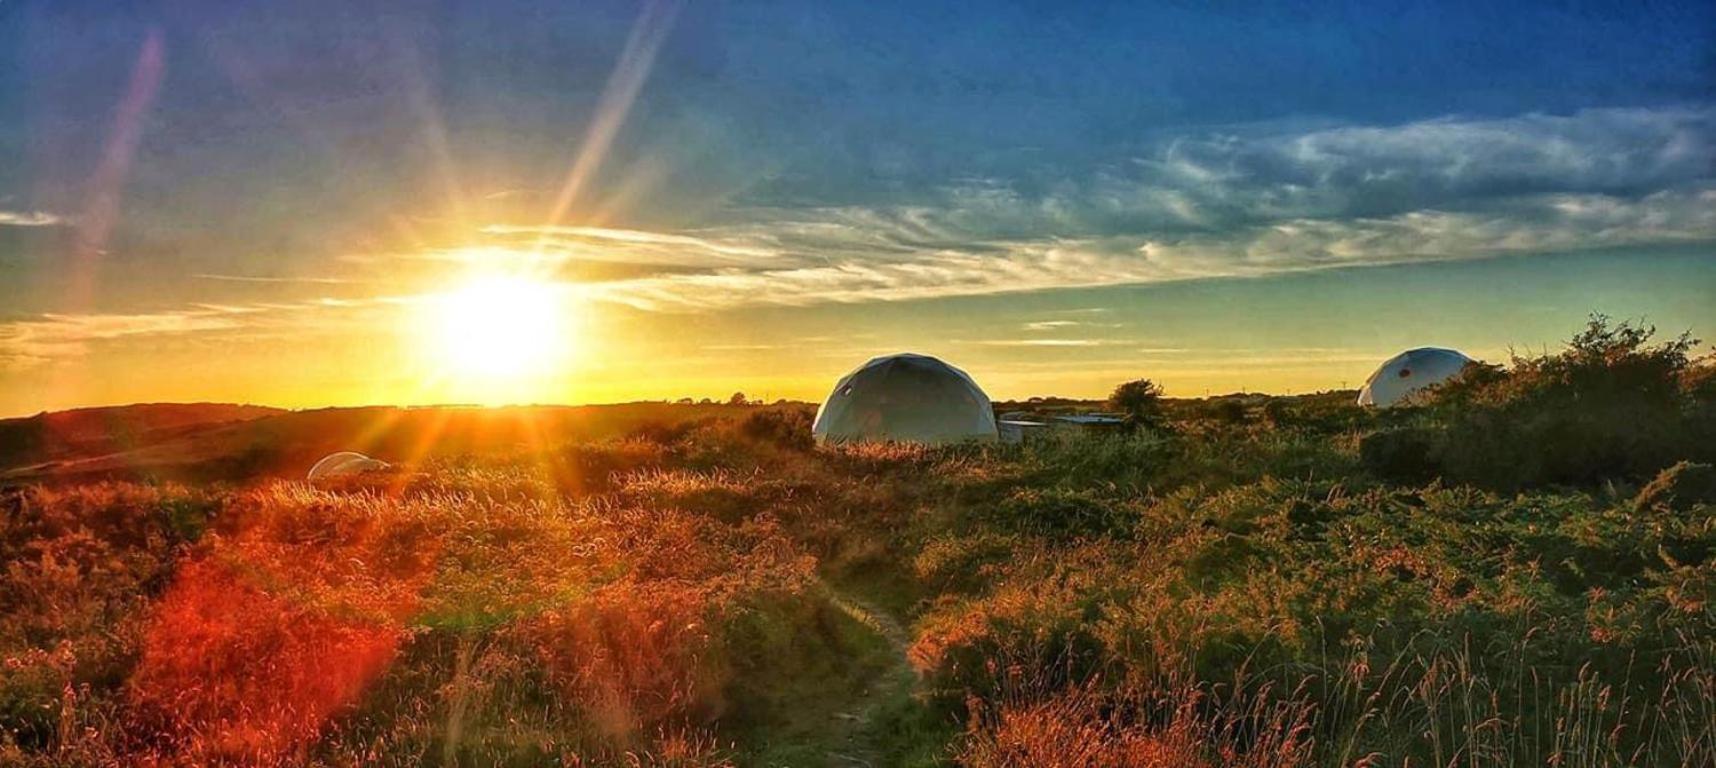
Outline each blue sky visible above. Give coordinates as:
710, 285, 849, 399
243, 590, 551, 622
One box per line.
0, 0, 1712, 413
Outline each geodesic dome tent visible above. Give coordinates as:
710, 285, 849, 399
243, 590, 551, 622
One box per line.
1358, 347, 1474, 407
813, 353, 999, 445
307, 451, 390, 482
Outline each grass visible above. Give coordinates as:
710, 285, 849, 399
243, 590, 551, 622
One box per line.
1, 320, 1714, 766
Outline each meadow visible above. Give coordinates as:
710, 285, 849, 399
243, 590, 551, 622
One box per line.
2, 318, 1714, 767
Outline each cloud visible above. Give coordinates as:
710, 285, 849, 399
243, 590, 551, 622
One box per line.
319, 106, 1713, 314
0, 309, 245, 366
0, 210, 71, 227
1023, 319, 1124, 331
551, 105, 1715, 311
7, 105, 1708, 366
1125, 106, 1714, 228
580, 184, 1715, 311
960, 338, 1122, 347
0, 295, 410, 368
193, 273, 357, 285
479, 224, 780, 262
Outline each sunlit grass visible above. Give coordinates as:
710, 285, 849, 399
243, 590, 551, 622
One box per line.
2, 326, 1713, 766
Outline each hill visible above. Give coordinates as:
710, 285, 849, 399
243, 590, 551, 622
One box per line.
1, 319, 1711, 765
0, 402, 748, 484
0, 403, 282, 471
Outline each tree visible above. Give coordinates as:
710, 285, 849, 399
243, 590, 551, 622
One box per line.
1108, 379, 1168, 433
728, 391, 750, 406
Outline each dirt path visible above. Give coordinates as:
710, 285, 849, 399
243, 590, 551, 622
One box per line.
820, 584, 920, 767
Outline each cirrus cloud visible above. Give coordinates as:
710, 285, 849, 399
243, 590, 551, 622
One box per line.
0, 210, 71, 227
511, 105, 1716, 311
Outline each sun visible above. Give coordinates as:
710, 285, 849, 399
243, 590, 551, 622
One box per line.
423, 275, 571, 382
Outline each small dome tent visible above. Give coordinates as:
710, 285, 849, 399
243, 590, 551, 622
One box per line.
307, 451, 390, 482
1358, 347, 1474, 407
813, 353, 999, 445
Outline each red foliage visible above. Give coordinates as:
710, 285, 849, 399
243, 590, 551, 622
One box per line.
960, 683, 1313, 768
126, 560, 404, 763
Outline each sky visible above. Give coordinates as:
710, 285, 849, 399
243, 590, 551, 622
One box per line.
1, 0, 1713, 415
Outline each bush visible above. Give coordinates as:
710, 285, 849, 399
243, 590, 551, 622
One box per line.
1423, 316, 1710, 490
1634, 461, 1716, 511
1259, 399, 1292, 428
1358, 426, 1441, 484
1109, 379, 1169, 433
5, 320, 1716, 764
983, 487, 1140, 539
738, 407, 815, 452
959, 681, 1313, 768
1209, 399, 1250, 426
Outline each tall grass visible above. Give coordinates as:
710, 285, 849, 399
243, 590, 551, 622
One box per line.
2, 321, 1713, 764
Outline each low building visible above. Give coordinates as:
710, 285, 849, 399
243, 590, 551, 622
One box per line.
996, 411, 1124, 442
1050, 414, 1125, 431
997, 417, 1050, 443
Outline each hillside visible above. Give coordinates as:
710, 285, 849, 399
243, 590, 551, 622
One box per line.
0, 403, 282, 472
0, 320, 1712, 766
0, 402, 764, 484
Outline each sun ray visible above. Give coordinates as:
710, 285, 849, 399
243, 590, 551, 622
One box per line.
536, 0, 681, 243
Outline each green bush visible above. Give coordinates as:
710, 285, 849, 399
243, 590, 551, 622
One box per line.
1408, 316, 1711, 490
1634, 461, 1716, 511
1358, 426, 1442, 483
738, 407, 816, 452
982, 487, 1140, 539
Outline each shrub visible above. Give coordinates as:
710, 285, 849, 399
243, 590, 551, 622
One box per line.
1358, 426, 1441, 484
1425, 316, 1710, 489
1259, 399, 1292, 428
527, 582, 731, 739
982, 487, 1140, 539
1634, 461, 1716, 511
1209, 399, 1250, 426
738, 407, 815, 452
0, 484, 221, 755
1109, 379, 1170, 433
959, 680, 1313, 768
126, 560, 405, 763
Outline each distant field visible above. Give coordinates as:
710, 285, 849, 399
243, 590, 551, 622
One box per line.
2, 320, 1713, 767
0, 402, 763, 485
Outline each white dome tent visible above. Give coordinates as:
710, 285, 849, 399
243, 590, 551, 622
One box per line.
1358, 347, 1474, 407
813, 353, 999, 445
307, 451, 390, 482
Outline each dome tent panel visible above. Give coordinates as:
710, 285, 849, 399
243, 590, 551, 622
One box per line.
1358, 347, 1474, 407
813, 353, 998, 445
307, 451, 390, 481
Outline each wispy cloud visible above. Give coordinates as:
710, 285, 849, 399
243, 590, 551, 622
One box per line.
1023, 319, 1124, 331
7, 106, 1710, 369
960, 338, 1123, 347
193, 273, 357, 285
479, 224, 780, 262
0, 210, 71, 227
532, 106, 1716, 311
0, 309, 245, 366
579, 185, 1715, 311
0, 295, 409, 368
